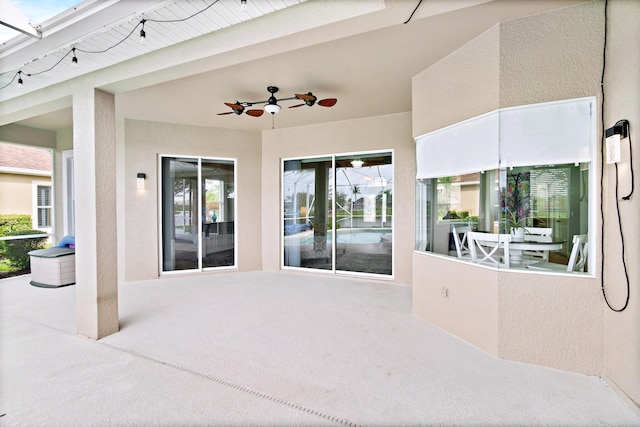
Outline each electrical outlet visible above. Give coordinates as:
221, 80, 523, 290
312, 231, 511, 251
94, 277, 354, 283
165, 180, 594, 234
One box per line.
441, 287, 449, 298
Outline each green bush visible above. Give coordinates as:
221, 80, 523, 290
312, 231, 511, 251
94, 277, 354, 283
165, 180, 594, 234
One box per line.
2, 230, 48, 270
0, 214, 33, 236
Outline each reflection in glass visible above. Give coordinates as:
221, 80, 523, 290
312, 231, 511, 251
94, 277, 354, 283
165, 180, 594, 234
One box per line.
334, 154, 393, 275
282, 152, 393, 276
283, 157, 333, 270
161, 157, 235, 272
417, 163, 588, 272
202, 160, 235, 268
162, 157, 198, 271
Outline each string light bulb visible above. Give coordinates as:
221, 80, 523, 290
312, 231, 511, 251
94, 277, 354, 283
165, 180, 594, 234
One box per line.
139, 19, 146, 44
17, 71, 23, 87
71, 48, 78, 67
240, 0, 248, 11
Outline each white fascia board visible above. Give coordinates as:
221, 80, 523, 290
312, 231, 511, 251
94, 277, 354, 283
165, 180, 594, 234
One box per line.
0, 0, 40, 38
0, 166, 51, 176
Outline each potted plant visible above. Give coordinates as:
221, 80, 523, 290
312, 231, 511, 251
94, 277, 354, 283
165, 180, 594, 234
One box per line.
502, 172, 530, 241
505, 208, 528, 241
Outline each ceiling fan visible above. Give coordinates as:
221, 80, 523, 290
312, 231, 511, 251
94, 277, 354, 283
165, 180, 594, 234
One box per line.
217, 86, 337, 117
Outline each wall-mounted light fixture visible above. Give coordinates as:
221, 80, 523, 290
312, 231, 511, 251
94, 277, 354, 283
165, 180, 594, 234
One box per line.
605, 120, 629, 164
137, 173, 146, 190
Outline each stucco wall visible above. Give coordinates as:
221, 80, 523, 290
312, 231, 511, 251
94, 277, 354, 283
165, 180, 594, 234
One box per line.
261, 112, 415, 284
121, 119, 262, 281
411, 2, 607, 376
412, 253, 499, 355
601, 0, 640, 409
499, 0, 602, 107
412, 25, 500, 137
498, 271, 602, 374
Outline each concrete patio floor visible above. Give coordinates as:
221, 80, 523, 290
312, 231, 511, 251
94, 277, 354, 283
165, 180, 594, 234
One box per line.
1, 271, 639, 426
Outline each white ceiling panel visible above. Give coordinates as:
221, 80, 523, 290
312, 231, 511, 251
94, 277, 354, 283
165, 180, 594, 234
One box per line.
0, 0, 306, 97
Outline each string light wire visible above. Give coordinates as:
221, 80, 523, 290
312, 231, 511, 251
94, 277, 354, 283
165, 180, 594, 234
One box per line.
1, 0, 222, 89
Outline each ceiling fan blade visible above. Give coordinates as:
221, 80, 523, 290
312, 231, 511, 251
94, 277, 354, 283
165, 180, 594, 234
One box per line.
217, 111, 235, 115
295, 93, 316, 101
225, 102, 244, 110
288, 103, 306, 108
318, 98, 337, 107
246, 109, 264, 117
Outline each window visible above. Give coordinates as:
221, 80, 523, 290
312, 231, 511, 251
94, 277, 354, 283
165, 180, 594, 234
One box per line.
415, 98, 595, 274
160, 156, 236, 273
32, 182, 52, 230
282, 151, 393, 276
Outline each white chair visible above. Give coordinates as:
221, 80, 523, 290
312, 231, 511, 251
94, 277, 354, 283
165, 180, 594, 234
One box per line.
522, 227, 553, 261
526, 234, 588, 272
452, 226, 472, 259
467, 231, 511, 268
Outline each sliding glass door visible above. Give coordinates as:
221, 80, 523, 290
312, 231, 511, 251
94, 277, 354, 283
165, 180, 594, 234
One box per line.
161, 156, 236, 273
282, 151, 393, 277
283, 157, 333, 270
334, 153, 393, 275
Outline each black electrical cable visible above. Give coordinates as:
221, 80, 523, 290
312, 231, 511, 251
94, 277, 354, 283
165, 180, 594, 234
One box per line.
0, 72, 20, 90
146, 0, 219, 23
599, 0, 630, 313
76, 21, 144, 54
27, 48, 75, 76
404, 0, 423, 24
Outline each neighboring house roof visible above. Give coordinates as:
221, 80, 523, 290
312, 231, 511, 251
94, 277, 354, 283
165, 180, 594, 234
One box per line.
0, 143, 51, 173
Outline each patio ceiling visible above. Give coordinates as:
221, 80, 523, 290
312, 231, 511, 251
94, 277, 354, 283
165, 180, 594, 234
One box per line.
1, 0, 585, 133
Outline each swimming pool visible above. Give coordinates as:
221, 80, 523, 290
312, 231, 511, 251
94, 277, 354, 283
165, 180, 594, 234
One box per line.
286, 228, 392, 245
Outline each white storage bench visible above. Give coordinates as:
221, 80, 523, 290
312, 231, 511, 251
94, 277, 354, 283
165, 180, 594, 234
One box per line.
28, 247, 76, 288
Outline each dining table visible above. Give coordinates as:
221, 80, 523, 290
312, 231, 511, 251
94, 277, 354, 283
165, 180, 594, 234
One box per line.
508, 239, 564, 265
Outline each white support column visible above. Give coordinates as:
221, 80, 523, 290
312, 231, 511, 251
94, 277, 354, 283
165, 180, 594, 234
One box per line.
73, 88, 119, 339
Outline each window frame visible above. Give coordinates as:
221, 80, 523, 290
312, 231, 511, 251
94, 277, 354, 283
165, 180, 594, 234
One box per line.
281, 149, 395, 278
414, 97, 597, 276
32, 180, 52, 233
157, 154, 238, 275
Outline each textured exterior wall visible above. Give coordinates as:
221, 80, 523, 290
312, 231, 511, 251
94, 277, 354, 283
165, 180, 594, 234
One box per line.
121, 119, 262, 281
412, 253, 499, 355
498, 272, 602, 374
499, 1, 603, 108
411, 2, 607, 375
0, 124, 57, 149
261, 112, 415, 284
73, 88, 119, 339
412, 25, 500, 137
601, 0, 640, 409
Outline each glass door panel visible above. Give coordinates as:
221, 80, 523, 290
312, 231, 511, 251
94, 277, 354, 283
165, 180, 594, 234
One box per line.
162, 157, 199, 272
283, 157, 333, 270
201, 160, 235, 268
335, 153, 393, 275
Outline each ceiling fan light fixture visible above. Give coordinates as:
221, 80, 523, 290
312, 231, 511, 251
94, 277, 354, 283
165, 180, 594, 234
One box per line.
264, 103, 281, 114
264, 96, 281, 114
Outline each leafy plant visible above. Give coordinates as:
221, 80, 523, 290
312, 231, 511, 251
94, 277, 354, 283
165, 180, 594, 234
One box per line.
0, 214, 33, 235
502, 172, 530, 232
2, 230, 47, 270
0, 214, 34, 257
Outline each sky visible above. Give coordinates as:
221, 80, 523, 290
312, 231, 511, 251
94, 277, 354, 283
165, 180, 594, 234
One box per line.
0, 0, 80, 42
